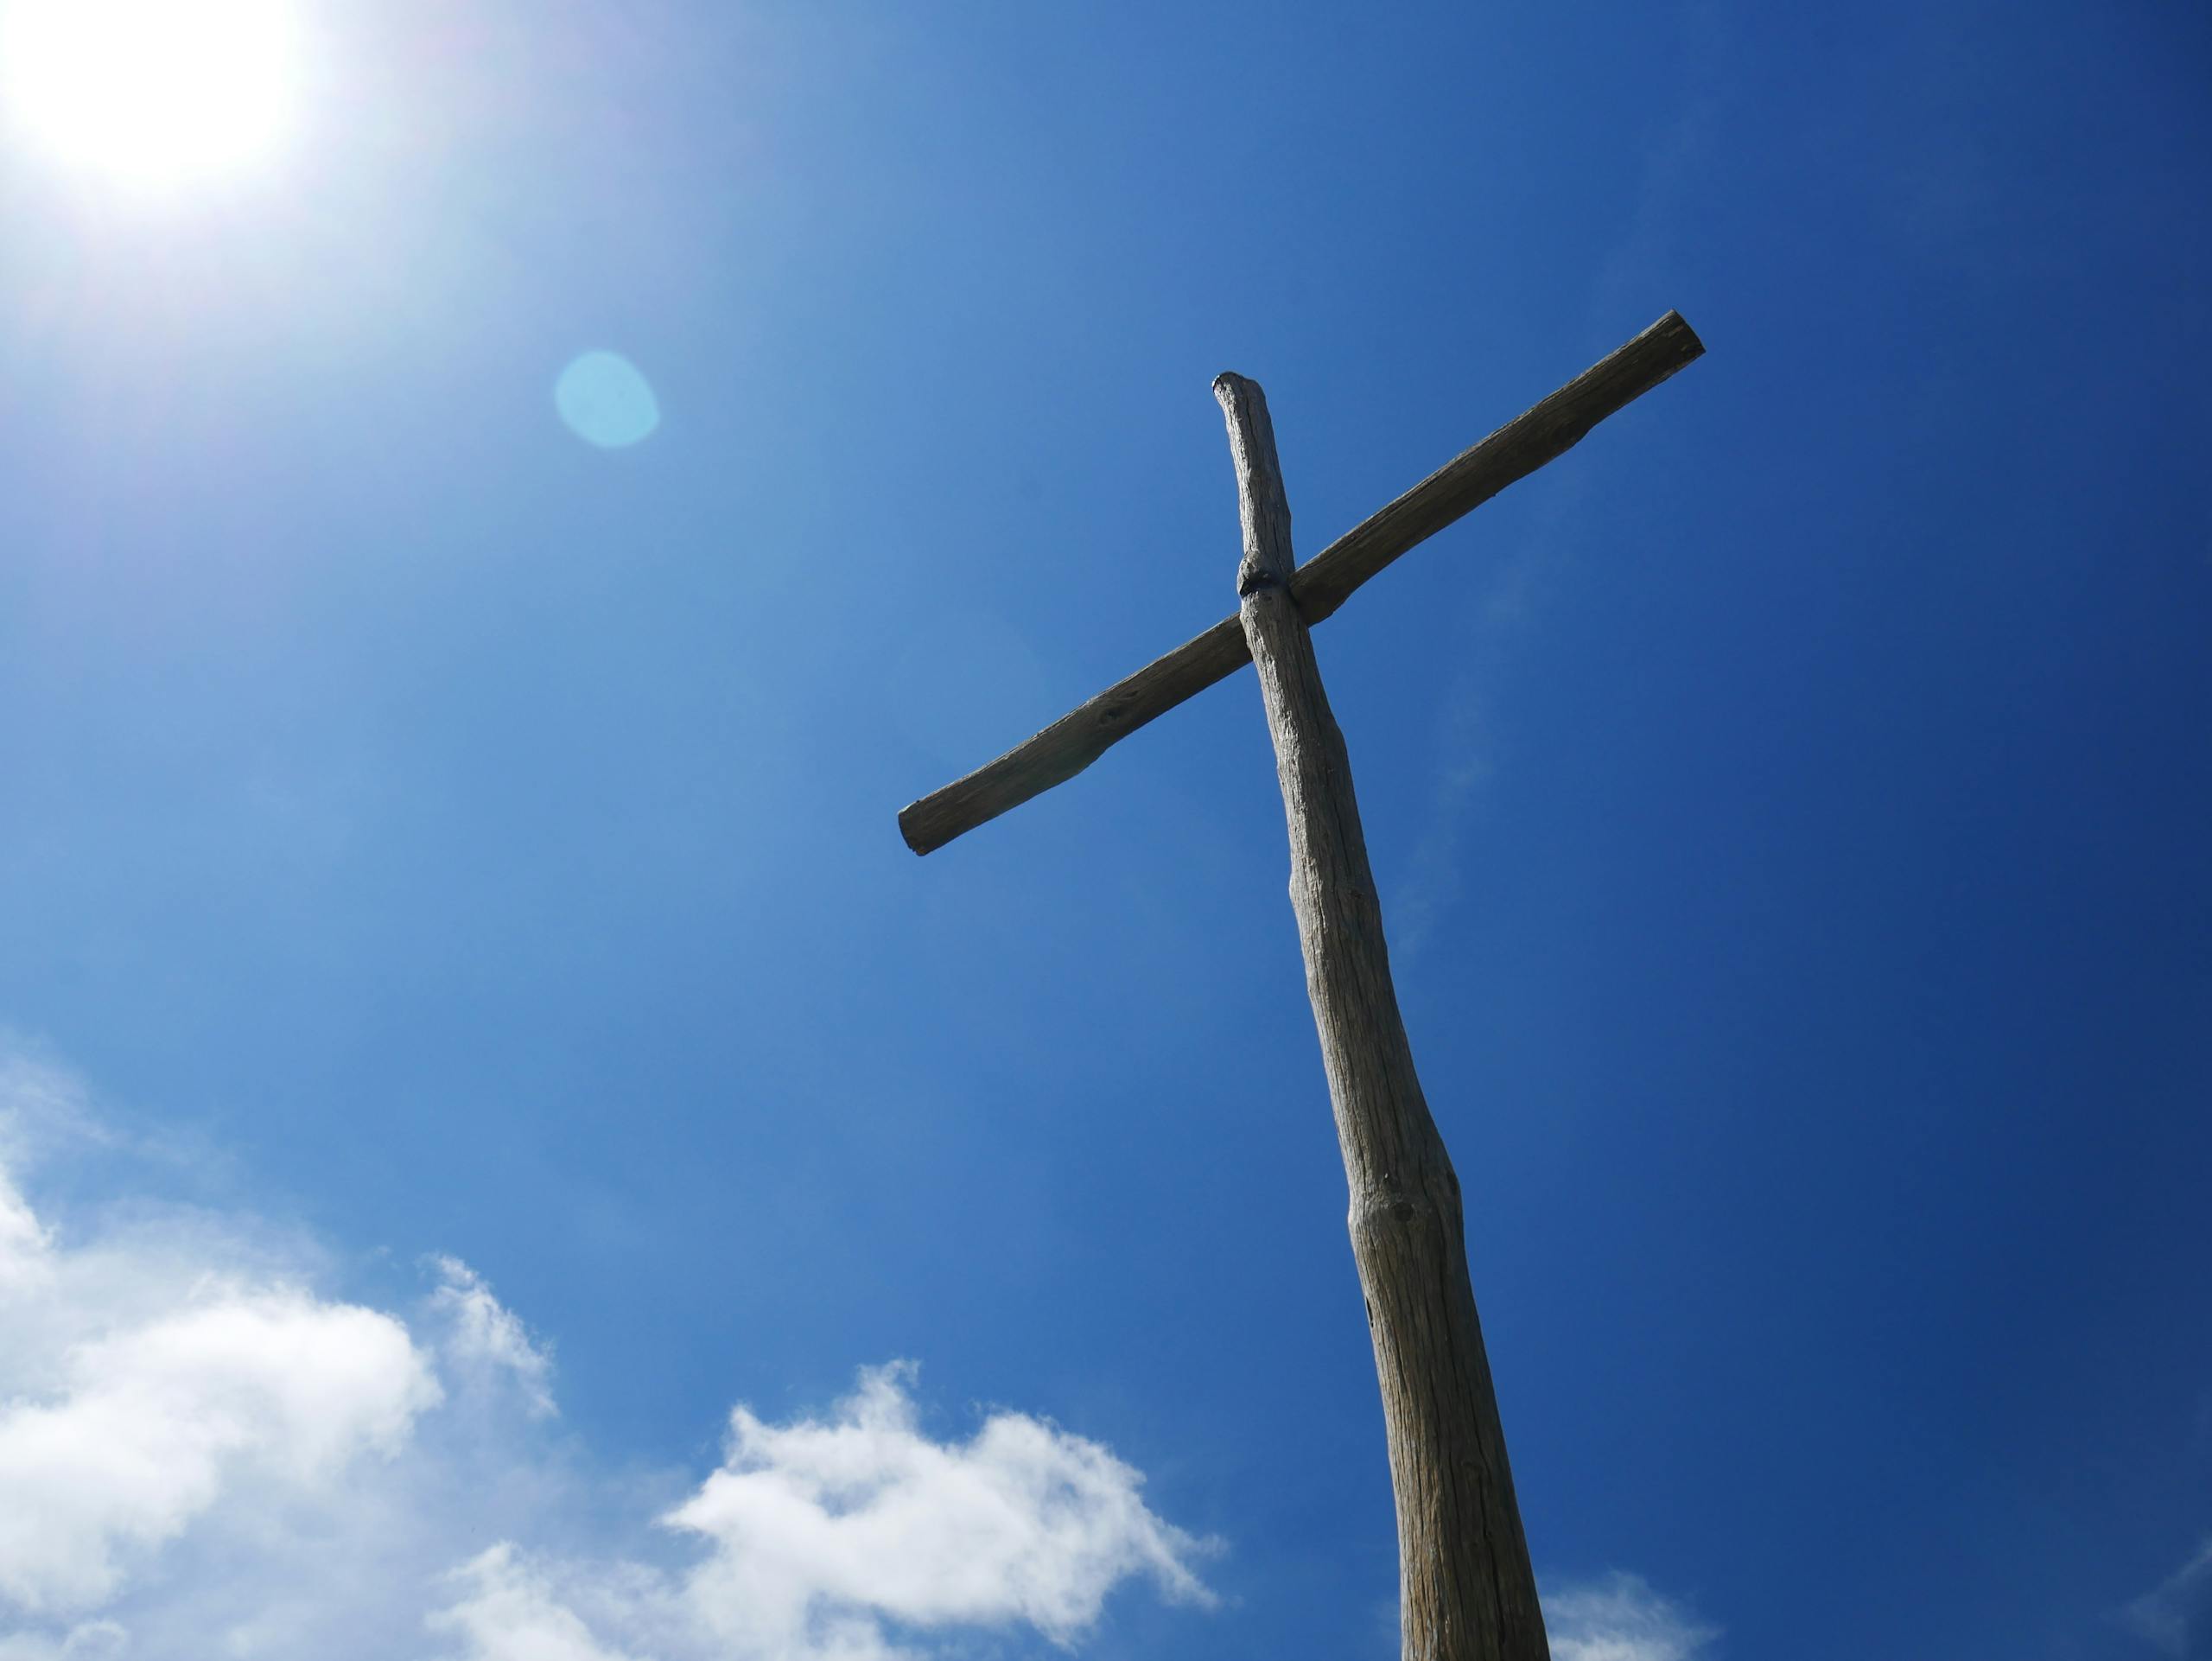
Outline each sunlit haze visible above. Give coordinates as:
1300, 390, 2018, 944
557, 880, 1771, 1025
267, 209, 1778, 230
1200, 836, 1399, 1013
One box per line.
0, 0, 298, 190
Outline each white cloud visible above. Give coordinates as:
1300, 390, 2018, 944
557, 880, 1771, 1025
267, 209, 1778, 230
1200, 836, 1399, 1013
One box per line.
0, 1165, 50, 1294
423, 1362, 1217, 1661
0, 1046, 1215, 1661
428, 1256, 556, 1419
2126, 1538, 2212, 1658
429, 1546, 645, 1661
672, 1362, 1214, 1655
0, 1052, 443, 1619
0, 1287, 438, 1613
1544, 1571, 1719, 1661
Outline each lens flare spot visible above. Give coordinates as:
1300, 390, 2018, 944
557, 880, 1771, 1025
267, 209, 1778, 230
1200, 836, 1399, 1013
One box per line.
555, 352, 661, 450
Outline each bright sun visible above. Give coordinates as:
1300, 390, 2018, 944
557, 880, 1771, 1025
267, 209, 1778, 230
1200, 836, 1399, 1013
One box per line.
0, 0, 299, 191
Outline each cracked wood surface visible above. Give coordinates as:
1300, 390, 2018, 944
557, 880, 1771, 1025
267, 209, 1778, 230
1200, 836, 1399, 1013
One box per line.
1218, 370, 1549, 1661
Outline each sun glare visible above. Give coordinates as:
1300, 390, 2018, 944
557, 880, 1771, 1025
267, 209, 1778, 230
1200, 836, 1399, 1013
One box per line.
0, 0, 299, 191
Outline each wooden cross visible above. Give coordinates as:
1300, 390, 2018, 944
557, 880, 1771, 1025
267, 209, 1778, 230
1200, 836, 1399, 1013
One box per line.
899, 312, 1704, 1661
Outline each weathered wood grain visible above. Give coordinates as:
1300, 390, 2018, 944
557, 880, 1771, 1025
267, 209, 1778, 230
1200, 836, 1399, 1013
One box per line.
1220, 370, 1550, 1661
898, 310, 1703, 855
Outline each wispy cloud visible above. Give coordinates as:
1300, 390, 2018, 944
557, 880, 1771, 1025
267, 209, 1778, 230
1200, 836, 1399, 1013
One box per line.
2126, 1539, 2212, 1658
0, 1045, 1216, 1660
1389, 548, 1529, 959
427, 1256, 557, 1420
0, 1042, 108, 1172
1543, 1571, 1719, 1661
0, 1618, 128, 1660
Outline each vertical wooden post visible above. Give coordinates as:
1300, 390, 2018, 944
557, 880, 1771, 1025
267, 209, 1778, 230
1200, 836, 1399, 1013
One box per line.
1217, 373, 1549, 1661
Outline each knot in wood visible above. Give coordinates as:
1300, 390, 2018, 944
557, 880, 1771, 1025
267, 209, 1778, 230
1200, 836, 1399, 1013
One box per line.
1351, 1185, 1433, 1238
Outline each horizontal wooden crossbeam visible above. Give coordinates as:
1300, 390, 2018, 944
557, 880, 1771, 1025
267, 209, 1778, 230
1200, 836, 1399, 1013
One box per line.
899, 310, 1705, 856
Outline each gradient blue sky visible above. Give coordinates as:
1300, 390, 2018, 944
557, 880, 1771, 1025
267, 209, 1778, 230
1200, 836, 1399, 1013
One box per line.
2, 1, 2208, 1657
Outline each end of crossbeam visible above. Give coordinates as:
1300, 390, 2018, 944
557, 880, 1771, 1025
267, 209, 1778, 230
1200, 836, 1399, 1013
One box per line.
897, 803, 930, 856
1657, 309, 1706, 366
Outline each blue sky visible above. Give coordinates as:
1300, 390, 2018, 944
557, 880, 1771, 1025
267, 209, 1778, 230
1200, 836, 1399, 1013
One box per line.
1, 0, 2207, 1657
